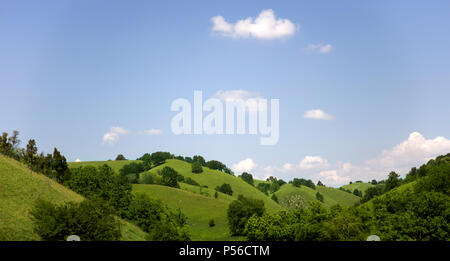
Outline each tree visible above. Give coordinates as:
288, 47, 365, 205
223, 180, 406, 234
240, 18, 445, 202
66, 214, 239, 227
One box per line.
385, 171, 401, 191
126, 193, 190, 241
30, 199, 121, 241
25, 139, 38, 166
371, 179, 378, 185
215, 183, 233, 196
150, 151, 173, 166
227, 195, 265, 235
353, 189, 362, 197
291, 178, 316, 190
115, 154, 126, 161
192, 155, 206, 166
159, 166, 180, 188
119, 162, 145, 183
316, 192, 324, 202
239, 172, 254, 186
317, 180, 324, 186
191, 161, 203, 173
52, 148, 70, 183
214, 191, 218, 198
206, 160, 227, 172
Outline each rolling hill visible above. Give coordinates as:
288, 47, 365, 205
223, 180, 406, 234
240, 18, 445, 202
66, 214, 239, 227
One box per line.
142, 159, 284, 213
0, 154, 147, 241
274, 183, 360, 208
341, 182, 375, 196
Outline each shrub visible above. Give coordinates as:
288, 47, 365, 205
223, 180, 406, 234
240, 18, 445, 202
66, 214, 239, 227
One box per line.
315, 192, 324, 202
215, 183, 233, 196
191, 161, 203, 173
209, 219, 215, 227
30, 199, 121, 241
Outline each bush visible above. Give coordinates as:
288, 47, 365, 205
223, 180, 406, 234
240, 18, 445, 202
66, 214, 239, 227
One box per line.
227, 195, 265, 235
271, 194, 279, 203
315, 192, 324, 202
209, 219, 215, 227
159, 166, 180, 188
215, 183, 233, 196
191, 161, 203, 173
30, 199, 121, 241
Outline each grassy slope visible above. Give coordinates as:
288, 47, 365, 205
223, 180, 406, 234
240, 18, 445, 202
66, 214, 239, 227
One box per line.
0, 155, 146, 241
144, 159, 283, 213
133, 184, 243, 241
68, 160, 141, 174
274, 184, 360, 208
316, 186, 360, 207
341, 183, 375, 195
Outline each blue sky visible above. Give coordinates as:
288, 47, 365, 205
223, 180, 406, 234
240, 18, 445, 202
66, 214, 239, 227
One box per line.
1, 0, 450, 186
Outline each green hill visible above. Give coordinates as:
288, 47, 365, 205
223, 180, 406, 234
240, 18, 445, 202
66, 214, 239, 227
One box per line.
274, 184, 360, 208
133, 184, 242, 241
341, 182, 375, 196
143, 159, 284, 213
0, 154, 147, 241
68, 160, 141, 174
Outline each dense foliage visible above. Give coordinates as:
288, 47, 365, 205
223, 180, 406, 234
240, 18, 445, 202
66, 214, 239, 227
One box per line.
30, 199, 121, 241
239, 172, 254, 186
227, 195, 265, 236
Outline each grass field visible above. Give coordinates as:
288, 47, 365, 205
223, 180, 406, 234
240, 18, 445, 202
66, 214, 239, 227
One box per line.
341, 183, 375, 196
133, 184, 244, 241
0, 155, 147, 241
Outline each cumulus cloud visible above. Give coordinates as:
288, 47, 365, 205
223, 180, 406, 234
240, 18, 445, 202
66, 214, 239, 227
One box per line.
144, 129, 163, 136
211, 9, 298, 39
299, 156, 329, 170
212, 90, 267, 112
317, 170, 351, 186
102, 126, 129, 145
366, 132, 450, 176
232, 158, 257, 173
303, 109, 334, 120
307, 43, 333, 53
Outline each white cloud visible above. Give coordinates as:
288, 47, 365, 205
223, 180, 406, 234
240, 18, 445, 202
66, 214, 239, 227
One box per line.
299, 156, 329, 170
303, 109, 334, 120
211, 9, 298, 39
212, 90, 266, 112
144, 129, 163, 136
232, 158, 257, 173
317, 170, 351, 186
307, 43, 333, 53
281, 163, 293, 172
75, 158, 81, 162
102, 126, 129, 145
366, 132, 450, 176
